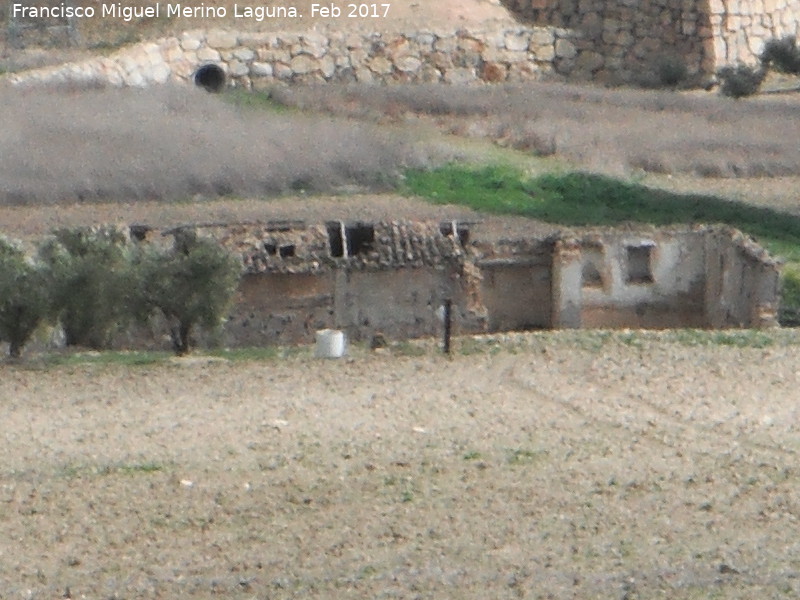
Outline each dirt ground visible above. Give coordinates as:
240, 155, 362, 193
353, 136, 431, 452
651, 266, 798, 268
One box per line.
1, 332, 800, 599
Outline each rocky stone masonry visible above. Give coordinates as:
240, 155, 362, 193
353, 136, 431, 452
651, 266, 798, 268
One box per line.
7, 26, 581, 89
6, 0, 800, 89
502, 0, 800, 84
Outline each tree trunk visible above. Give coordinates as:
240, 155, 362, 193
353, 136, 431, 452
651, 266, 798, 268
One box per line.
170, 322, 192, 356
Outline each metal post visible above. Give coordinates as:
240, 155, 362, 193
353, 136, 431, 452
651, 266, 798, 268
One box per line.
443, 299, 452, 355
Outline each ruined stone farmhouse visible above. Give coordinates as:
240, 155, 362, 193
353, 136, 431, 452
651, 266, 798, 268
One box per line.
148, 220, 781, 347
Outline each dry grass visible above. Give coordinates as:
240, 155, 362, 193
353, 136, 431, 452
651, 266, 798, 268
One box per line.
0, 85, 452, 205
2, 332, 800, 599
270, 82, 800, 178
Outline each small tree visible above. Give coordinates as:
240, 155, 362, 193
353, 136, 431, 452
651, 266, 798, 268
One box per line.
717, 64, 765, 98
761, 36, 800, 74
39, 226, 135, 349
0, 238, 49, 358
136, 232, 241, 355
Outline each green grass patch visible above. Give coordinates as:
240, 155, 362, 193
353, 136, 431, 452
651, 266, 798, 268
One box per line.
41, 350, 170, 368
60, 460, 166, 479
222, 88, 293, 113
403, 163, 800, 320
403, 164, 800, 250
506, 447, 549, 466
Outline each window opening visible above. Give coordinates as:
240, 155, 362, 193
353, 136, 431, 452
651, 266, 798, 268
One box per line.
345, 223, 375, 256
327, 221, 345, 258
626, 244, 654, 284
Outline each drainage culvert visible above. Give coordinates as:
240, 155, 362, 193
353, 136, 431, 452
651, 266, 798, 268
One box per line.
194, 63, 226, 92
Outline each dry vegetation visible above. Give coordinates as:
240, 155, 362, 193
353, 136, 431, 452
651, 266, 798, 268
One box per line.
2, 332, 800, 599
0, 85, 454, 206
270, 82, 800, 178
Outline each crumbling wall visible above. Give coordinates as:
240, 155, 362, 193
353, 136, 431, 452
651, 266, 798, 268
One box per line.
334, 267, 453, 341
575, 230, 708, 328
474, 240, 554, 331
704, 227, 782, 328
229, 271, 335, 346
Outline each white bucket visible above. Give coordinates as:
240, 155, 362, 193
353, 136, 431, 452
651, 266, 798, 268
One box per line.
315, 329, 347, 358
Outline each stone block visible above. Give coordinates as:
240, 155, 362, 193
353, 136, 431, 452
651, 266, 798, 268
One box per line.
531, 28, 556, 46
505, 33, 530, 51
354, 66, 374, 82
273, 62, 293, 80
481, 61, 508, 82
443, 67, 477, 84
532, 44, 556, 61
250, 62, 273, 77
418, 64, 443, 82
387, 37, 412, 60
233, 47, 256, 62
150, 62, 171, 83
555, 38, 578, 59
207, 30, 238, 49
394, 55, 423, 73
458, 36, 485, 53
574, 50, 605, 71
197, 47, 221, 62
228, 60, 249, 77
434, 37, 458, 53
368, 55, 394, 74
320, 55, 337, 78
290, 54, 319, 74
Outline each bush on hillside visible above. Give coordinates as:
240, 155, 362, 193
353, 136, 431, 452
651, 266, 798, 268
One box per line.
717, 64, 765, 98
760, 36, 800, 74
655, 55, 689, 88
0, 238, 50, 358
39, 226, 136, 349
134, 231, 241, 355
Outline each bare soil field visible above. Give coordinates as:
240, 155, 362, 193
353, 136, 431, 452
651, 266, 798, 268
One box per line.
2, 331, 800, 599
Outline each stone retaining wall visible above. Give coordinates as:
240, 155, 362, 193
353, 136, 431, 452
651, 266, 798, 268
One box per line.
7, 0, 800, 89
8, 26, 581, 89
503, 0, 800, 84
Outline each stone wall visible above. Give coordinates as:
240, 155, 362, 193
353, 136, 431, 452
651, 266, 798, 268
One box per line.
502, 0, 800, 83
7, 26, 579, 89
709, 0, 800, 66
6, 0, 800, 89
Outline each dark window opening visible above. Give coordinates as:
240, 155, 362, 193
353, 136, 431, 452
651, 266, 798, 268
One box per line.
327, 221, 344, 257
346, 223, 375, 256
582, 261, 603, 287
279, 244, 296, 258
439, 221, 470, 246
264, 242, 277, 256
626, 245, 654, 284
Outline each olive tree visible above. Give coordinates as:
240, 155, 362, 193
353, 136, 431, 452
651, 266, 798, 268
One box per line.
0, 238, 49, 358
39, 226, 136, 349
136, 232, 241, 355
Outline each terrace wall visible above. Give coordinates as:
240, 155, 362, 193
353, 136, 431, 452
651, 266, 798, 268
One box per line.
8, 0, 800, 91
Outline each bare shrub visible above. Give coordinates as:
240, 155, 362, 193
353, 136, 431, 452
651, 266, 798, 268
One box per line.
761, 36, 800, 74
717, 64, 765, 98
0, 85, 448, 206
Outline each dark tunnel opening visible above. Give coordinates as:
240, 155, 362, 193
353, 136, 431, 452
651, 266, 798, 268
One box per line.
194, 64, 227, 92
